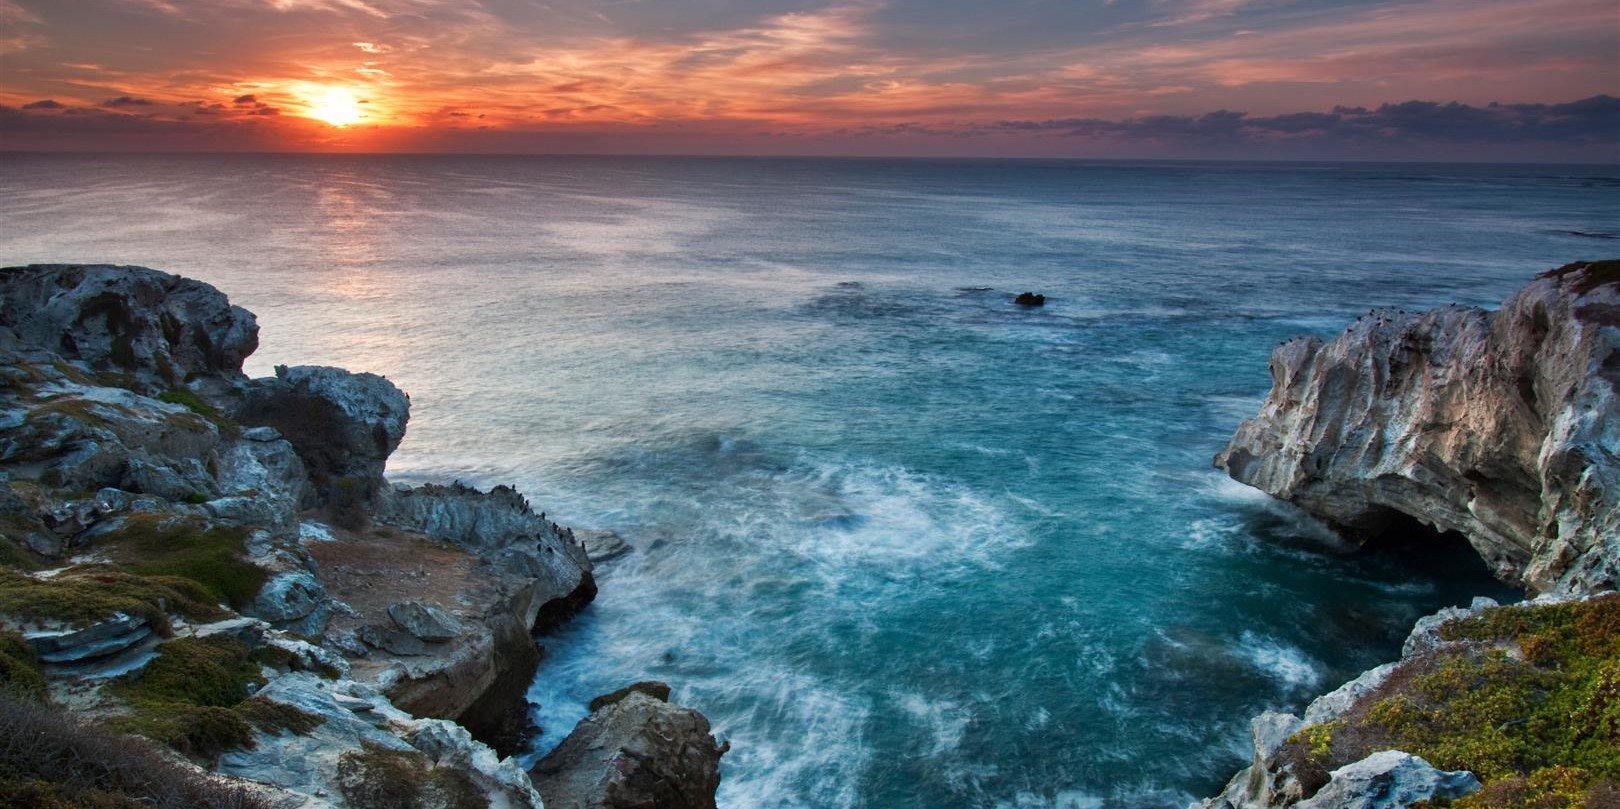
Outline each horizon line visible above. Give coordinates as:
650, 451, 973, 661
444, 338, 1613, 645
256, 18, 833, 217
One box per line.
1, 149, 1616, 168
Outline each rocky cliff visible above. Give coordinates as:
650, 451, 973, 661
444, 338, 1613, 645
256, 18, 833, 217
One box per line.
1203, 260, 1620, 808
0, 264, 721, 808
1217, 259, 1619, 595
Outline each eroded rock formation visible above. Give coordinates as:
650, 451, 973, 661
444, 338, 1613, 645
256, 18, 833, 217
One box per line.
1217, 260, 1619, 595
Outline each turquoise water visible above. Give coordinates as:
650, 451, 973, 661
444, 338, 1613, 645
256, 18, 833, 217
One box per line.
2, 155, 1615, 807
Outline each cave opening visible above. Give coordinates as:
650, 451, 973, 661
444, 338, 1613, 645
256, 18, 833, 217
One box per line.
1356, 510, 1519, 597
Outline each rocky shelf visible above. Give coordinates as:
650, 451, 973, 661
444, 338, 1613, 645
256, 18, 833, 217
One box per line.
0, 264, 725, 809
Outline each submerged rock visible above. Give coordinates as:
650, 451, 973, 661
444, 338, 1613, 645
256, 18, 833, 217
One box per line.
1217, 260, 1620, 595
529, 687, 726, 809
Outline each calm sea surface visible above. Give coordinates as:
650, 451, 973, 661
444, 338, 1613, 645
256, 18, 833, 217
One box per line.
2, 154, 1616, 808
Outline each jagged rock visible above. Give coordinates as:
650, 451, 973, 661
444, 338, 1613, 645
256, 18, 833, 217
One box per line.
1217, 260, 1620, 595
529, 690, 726, 809
377, 481, 594, 630
0, 264, 257, 393
236, 365, 409, 514
1014, 291, 1046, 306
219, 674, 544, 809
1296, 751, 1479, 809
388, 600, 464, 642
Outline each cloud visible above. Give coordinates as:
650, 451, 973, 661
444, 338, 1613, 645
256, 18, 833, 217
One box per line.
21, 99, 64, 109
233, 94, 258, 104
101, 95, 156, 107
991, 95, 1619, 146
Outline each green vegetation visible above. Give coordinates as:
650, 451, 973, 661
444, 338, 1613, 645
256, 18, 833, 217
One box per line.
0, 629, 47, 702
98, 515, 267, 609
157, 390, 236, 432
0, 531, 41, 571
0, 567, 227, 630
234, 695, 326, 735
335, 742, 484, 809
109, 636, 268, 761
1287, 595, 1620, 808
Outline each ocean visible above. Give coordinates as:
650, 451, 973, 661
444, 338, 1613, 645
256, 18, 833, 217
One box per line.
2, 153, 1615, 808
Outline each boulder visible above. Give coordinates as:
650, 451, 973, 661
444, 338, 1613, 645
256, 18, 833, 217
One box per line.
1014, 291, 1046, 306
1217, 260, 1620, 595
236, 365, 409, 517
529, 689, 726, 809
1296, 751, 1479, 809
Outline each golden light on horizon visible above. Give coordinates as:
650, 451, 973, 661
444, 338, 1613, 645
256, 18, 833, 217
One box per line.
305, 87, 363, 127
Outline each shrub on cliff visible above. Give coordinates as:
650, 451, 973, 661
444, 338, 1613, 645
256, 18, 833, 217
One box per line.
335, 742, 484, 809
108, 635, 322, 762
0, 629, 46, 701
1284, 595, 1620, 807
0, 692, 269, 809
0, 568, 226, 631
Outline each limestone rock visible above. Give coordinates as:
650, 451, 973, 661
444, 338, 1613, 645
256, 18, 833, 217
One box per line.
1296, 751, 1479, 809
388, 600, 464, 642
0, 264, 257, 393
529, 689, 726, 809
1217, 260, 1620, 595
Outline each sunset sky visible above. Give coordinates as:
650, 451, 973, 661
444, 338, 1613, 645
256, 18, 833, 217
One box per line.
1, 0, 1616, 159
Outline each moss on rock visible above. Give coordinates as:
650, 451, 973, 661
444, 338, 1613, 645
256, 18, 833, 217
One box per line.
0, 567, 227, 630
98, 516, 268, 610
1282, 595, 1620, 807
335, 742, 485, 809
0, 629, 47, 701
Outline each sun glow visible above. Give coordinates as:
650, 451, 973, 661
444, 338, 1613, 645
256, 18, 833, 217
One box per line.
305, 87, 363, 127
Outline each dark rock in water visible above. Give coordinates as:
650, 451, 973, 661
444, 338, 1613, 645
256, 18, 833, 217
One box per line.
1014, 292, 1046, 306
956, 286, 994, 293
1559, 229, 1620, 240
530, 688, 726, 809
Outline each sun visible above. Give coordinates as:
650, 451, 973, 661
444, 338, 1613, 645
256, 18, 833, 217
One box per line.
306, 87, 363, 127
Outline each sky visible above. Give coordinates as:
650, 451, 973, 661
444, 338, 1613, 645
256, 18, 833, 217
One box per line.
0, 0, 1616, 159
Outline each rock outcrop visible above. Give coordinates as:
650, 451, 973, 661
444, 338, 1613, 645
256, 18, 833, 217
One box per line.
0, 263, 257, 394
1204, 260, 1620, 809
1217, 259, 1619, 595
529, 683, 728, 809
0, 264, 706, 809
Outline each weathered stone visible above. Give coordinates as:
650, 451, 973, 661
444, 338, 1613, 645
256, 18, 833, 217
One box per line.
529, 690, 726, 809
1218, 261, 1620, 595
0, 264, 258, 392
23, 613, 154, 664
1296, 751, 1479, 809
236, 365, 408, 519
250, 570, 328, 624
358, 624, 427, 656
388, 600, 464, 642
